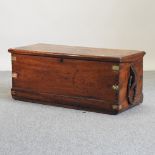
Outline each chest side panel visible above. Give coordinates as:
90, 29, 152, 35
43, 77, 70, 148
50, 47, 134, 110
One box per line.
119, 58, 143, 111
12, 54, 119, 103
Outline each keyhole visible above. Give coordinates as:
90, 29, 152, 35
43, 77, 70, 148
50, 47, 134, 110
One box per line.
60, 57, 64, 63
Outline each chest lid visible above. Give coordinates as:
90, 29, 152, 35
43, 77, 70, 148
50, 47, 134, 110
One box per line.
8, 43, 145, 62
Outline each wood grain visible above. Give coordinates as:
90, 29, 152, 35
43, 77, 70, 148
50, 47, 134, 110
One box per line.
9, 43, 145, 63
9, 43, 145, 114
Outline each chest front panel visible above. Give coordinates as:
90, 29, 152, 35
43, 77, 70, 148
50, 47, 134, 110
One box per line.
12, 54, 119, 103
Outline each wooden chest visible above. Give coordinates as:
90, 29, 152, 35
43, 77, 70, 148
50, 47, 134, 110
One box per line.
9, 43, 145, 114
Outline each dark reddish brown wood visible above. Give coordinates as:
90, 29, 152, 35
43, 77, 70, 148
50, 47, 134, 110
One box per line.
8, 43, 145, 62
9, 43, 145, 114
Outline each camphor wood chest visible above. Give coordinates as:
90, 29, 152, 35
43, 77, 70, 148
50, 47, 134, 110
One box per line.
9, 43, 145, 114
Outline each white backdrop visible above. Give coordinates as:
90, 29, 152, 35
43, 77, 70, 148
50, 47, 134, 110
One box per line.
0, 0, 154, 71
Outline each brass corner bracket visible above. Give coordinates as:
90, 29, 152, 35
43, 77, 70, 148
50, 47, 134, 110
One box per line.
12, 56, 16, 61
112, 65, 119, 71
12, 73, 18, 79
112, 104, 122, 110
112, 84, 119, 91
11, 90, 16, 95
